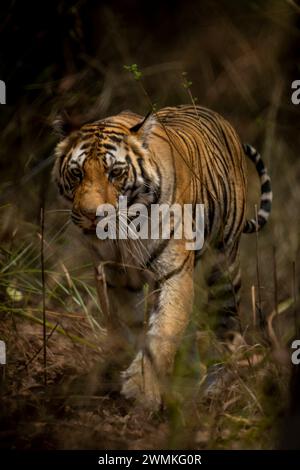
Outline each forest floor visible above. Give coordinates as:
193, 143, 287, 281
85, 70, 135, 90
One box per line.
0, 306, 289, 450
0, 314, 168, 450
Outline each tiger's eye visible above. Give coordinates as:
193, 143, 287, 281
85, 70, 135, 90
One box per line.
70, 167, 82, 179
110, 168, 124, 179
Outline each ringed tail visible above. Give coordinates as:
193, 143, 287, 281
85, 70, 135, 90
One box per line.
243, 143, 272, 234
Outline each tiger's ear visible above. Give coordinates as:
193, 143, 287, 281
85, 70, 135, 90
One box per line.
129, 112, 157, 146
52, 110, 80, 140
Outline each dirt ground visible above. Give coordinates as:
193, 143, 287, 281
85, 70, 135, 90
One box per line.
0, 307, 290, 450
0, 314, 176, 450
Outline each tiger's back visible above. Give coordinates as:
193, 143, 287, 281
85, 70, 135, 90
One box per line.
154, 105, 247, 249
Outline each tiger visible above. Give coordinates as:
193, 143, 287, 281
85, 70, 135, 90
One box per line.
52, 104, 272, 409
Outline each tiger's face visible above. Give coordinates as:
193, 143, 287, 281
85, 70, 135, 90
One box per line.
52, 114, 160, 233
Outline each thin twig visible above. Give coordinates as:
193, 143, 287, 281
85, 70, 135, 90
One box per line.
95, 263, 112, 326
273, 247, 279, 318
255, 204, 264, 331
292, 261, 298, 338
142, 282, 149, 391
40, 207, 47, 386
251, 285, 256, 328
273, 246, 278, 344
23, 323, 59, 370
270, 246, 279, 346
6, 310, 100, 350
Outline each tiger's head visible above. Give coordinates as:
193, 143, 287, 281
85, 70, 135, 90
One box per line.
52, 111, 160, 234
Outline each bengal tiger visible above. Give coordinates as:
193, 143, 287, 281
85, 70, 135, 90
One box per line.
52, 105, 272, 409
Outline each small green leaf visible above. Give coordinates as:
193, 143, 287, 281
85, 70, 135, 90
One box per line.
7, 286, 23, 302
277, 298, 293, 315
123, 64, 142, 80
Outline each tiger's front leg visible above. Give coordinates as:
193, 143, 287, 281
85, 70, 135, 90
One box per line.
121, 252, 194, 409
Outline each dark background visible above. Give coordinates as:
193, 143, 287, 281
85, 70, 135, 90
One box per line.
1, 0, 299, 202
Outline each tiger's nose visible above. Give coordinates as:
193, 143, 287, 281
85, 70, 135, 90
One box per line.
79, 206, 110, 226
80, 206, 98, 222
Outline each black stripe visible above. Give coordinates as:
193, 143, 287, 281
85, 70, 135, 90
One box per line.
126, 155, 137, 189
102, 143, 117, 152
224, 195, 237, 245
152, 161, 162, 205
261, 180, 271, 193
80, 142, 92, 150
256, 158, 265, 174
258, 214, 267, 227
261, 199, 272, 212
233, 277, 242, 293
137, 157, 152, 194
146, 233, 174, 268
157, 254, 191, 284
109, 135, 123, 143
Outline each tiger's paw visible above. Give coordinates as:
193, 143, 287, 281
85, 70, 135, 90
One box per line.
121, 351, 162, 410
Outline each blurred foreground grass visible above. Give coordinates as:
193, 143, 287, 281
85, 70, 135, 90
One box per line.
0, 203, 295, 449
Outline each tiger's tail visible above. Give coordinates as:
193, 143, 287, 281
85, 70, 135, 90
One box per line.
243, 143, 272, 234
